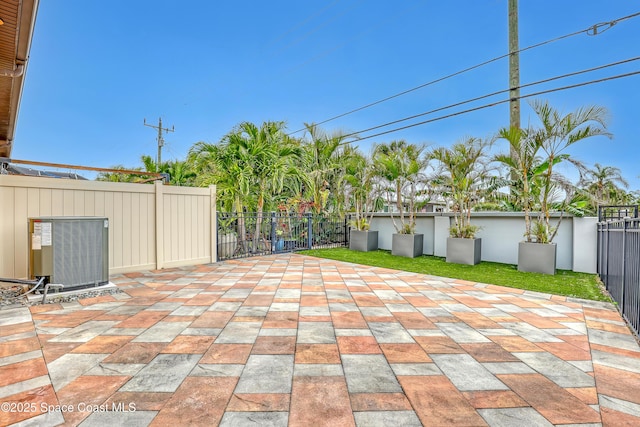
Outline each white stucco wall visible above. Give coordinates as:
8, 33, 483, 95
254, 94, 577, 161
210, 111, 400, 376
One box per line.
469, 213, 573, 270
366, 212, 596, 273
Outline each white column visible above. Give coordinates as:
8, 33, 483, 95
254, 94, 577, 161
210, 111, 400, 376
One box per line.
434, 216, 450, 257
573, 217, 598, 273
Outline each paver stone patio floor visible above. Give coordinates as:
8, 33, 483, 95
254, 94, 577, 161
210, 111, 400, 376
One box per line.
1, 253, 639, 426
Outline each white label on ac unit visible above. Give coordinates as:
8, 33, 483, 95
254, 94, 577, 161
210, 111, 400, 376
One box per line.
32, 234, 42, 250
41, 223, 52, 246
104, 219, 109, 228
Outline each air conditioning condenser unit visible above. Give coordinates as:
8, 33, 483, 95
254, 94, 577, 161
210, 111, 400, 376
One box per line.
28, 217, 109, 290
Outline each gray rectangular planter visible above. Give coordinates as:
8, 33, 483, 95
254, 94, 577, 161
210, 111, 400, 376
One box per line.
349, 230, 378, 252
446, 237, 481, 265
518, 242, 557, 275
392, 233, 423, 258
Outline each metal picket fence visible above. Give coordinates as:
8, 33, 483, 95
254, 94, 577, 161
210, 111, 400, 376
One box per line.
598, 205, 638, 222
216, 212, 348, 261
597, 208, 640, 338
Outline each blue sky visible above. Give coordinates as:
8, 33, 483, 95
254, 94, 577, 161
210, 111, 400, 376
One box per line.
13, 1, 640, 187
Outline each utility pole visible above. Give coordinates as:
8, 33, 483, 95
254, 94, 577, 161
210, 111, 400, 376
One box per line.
144, 117, 174, 169
508, 0, 520, 131
508, 0, 520, 192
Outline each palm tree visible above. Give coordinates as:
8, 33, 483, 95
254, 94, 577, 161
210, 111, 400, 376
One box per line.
188, 138, 253, 256
188, 140, 252, 213
188, 121, 300, 252
140, 155, 159, 174
227, 121, 300, 249
95, 165, 142, 182
494, 126, 542, 241
164, 160, 196, 186
343, 147, 382, 230
97, 155, 192, 184
580, 163, 629, 207
496, 100, 610, 243
529, 99, 610, 242
142, 155, 196, 186
300, 123, 348, 215
332, 144, 362, 217
372, 140, 428, 234
430, 137, 492, 238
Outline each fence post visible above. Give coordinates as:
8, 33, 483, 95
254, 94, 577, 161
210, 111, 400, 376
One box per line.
307, 213, 313, 249
621, 219, 627, 311
210, 185, 217, 263
270, 212, 277, 252
344, 215, 349, 246
154, 180, 164, 270
215, 212, 219, 262
605, 221, 610, 286
596, 223, 600, 277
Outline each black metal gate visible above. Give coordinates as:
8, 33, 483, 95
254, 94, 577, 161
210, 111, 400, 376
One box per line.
216, 212, 348, 261
597, 206, 640, 338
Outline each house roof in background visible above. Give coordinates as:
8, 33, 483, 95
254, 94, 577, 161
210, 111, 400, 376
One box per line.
0, 162, 87, 180
0, 0, 39, 157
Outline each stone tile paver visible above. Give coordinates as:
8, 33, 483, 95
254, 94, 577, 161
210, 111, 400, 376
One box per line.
399, 375, 488, 426
120, 354, 200, 392
289, 376, 354, 426
477, 407, 554, 426
0, 253, 639, 426
353, 410, 421, 427
342, 354, 402, 393
219, 411, 288, 427
150, 376, 237, 426
431, 354, 509, 391
513, 351, 595, 388
234, 354, 294, 394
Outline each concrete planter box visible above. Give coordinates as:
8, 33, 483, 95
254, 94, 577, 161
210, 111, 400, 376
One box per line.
518, 242, 557, 275
350, 230, 378, 252
392, 233, 424, 258
446, 237, 481, 265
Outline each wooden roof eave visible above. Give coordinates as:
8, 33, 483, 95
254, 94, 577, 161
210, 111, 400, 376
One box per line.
0, 0, 39, 157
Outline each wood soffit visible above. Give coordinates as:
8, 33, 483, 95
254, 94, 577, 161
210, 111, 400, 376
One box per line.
0, 0, 38, 158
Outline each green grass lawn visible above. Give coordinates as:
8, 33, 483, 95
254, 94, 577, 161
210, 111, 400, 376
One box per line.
299, 248, 610, 302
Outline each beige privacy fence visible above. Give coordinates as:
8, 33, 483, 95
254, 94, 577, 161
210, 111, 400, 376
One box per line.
0, 175, 216, 278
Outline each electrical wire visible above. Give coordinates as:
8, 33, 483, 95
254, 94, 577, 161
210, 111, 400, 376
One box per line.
344, 70, 640, 143
271, 0, 366, 57
288, 10, 640, 136
587, 11, 640, 35
266, 0, 341, 49
283, 2, 423, 76
339, 56, 640, 140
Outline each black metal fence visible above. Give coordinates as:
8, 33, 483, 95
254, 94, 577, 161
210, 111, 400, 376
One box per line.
597, 216, 640, 337
216, 212, 349, 261
598, 205, 638, 222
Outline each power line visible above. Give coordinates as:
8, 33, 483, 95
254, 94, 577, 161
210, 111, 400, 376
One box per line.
343, 69, 640, 144
339, 56, 640, 140
282, 2, 422, 76
271, 0, 365, 58
288, 10, 640, 136
266, 0, 341, 49
586, 11, 640, 35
